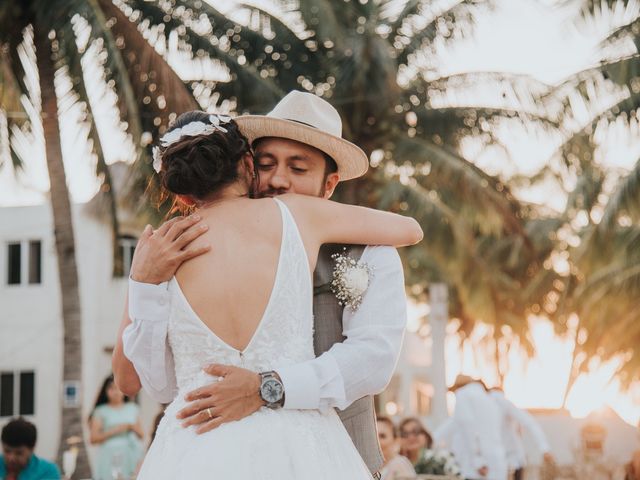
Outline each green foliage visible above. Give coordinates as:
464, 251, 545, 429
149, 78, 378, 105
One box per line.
115, 0, 558, 348
543, 0, 640, 385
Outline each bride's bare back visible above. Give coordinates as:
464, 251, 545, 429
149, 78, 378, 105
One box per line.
175, 198, 285, 352
175, 194, 422, 352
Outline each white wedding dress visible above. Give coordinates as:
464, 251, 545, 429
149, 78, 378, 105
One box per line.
137, 198, 372, 479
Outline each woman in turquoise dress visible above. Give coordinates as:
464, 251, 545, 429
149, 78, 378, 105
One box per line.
89, 375, 144, 480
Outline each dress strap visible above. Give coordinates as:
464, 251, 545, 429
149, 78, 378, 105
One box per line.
272, 196, 311, 280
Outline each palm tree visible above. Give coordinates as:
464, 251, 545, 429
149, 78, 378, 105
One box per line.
121, 0, 555, 344
0, 0, 195, 475
540, 0, 640, 395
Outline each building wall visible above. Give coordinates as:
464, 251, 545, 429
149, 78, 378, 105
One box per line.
0, 203, 158, 469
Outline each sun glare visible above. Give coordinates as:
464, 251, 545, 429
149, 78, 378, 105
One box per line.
409, 302, 640, 427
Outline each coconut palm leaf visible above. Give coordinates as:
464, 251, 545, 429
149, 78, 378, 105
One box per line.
122, 0, 286, 109
392, 135, 524, 235
395, 0, 489, 68
599, 156, 640, 229
296, 0, 345, 45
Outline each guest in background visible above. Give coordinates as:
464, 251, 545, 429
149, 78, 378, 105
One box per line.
377, 416, 415, 480
0, 417, 60, 480
625, 448, 640, 480
399, 417, 433, 467
89, 374, 144, 480
449, 375, 507, 480
489, 388, 554, 480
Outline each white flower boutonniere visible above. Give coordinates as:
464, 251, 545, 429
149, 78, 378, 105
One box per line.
330, 250, 373, 311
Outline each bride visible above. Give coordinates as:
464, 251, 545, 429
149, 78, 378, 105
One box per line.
136, 111, 422, 479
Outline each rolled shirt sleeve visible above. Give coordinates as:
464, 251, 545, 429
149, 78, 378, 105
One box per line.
122, 279, 178, 403
276, 246, 407, 411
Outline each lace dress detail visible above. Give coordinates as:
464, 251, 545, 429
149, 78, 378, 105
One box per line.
137, 198, 371, 479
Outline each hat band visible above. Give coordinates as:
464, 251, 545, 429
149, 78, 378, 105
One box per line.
283, 117, 320, 130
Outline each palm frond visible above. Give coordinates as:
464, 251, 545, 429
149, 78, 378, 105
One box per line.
70, 0, 145, 159
391, 135, 525, 237
387, 0, 421, 33
55, 21, 124, 275
0, 47, 26, 113
599, 156, 640, 230
123, 0, 286, 111
395, 0, 489, 67
599, 14, 640, 50
296, 0, 347, 44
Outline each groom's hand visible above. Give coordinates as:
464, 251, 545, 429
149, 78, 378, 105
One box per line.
176, 364, 264, 434
130, 215, 211, 284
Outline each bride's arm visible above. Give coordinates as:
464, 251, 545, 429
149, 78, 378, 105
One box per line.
279, 194, 423, 248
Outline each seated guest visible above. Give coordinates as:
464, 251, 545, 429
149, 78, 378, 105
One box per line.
625, 448, 640, 480
377, 416, 415, 480
399, 417, 433, 467
0, 417, 61, 480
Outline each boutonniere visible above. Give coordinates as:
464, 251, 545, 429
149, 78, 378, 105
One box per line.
330, 249, 373, 311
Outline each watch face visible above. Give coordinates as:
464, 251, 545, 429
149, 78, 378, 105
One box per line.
261, 379, 283, 403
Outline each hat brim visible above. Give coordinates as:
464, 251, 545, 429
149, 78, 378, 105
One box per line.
235, 115, 369, 181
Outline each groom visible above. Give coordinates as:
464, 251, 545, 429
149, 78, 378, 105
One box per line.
113, 91, 408, 478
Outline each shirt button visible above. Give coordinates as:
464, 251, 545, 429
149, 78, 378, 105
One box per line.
158, 297, 167, 306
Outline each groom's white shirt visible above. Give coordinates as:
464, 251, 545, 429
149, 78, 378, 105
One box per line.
122, 245, 407, 410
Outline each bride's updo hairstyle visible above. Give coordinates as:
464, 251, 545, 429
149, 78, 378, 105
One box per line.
158, 110, 251, 200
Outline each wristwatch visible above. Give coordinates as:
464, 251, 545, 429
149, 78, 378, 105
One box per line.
259, 371, 285, 409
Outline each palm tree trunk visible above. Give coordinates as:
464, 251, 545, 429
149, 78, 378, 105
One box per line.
562, 324, 582, 408
34, 27, 91, 479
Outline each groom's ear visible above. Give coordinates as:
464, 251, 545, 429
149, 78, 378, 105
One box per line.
240, 153, 255, 179
322, 172, 340, 199
244, 153, 255, 176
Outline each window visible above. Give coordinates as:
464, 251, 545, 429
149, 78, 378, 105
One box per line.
6, 241, 42, 285
0, 371, 35, 417
116, 236, 137, 277
7, 243, 20, 285
413, 380, 433, 416
28, 241, 41, 284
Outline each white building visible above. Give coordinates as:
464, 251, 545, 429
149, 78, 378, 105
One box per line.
0, 164, 159, 468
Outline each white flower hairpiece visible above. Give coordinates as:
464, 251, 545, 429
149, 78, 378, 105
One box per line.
152, 114, 232, 173
330, 249, 373, 311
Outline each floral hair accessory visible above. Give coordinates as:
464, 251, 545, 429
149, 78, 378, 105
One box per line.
152, 113, 232, 173
330, 249, 373, 311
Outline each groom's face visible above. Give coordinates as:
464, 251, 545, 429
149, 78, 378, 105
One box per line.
253, 137, 340, 199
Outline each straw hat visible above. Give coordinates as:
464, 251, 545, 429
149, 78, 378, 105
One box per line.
235, 91, 369, 181
448, 374, 477, 392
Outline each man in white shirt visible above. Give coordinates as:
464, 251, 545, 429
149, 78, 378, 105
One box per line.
112, 91, 408, 477
489, 388, 554, 480
439, 375, 507, 480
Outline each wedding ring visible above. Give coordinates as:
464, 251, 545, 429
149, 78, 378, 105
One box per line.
206, 407, 213, 419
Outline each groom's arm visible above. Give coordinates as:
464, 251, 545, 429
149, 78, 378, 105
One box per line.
277, 245, 406, 409
178, 246, 406, 432
112, 215, 210, 402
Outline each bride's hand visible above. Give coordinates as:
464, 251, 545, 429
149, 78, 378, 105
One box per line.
130, 215, 211, 284
176, 364, 264, 434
